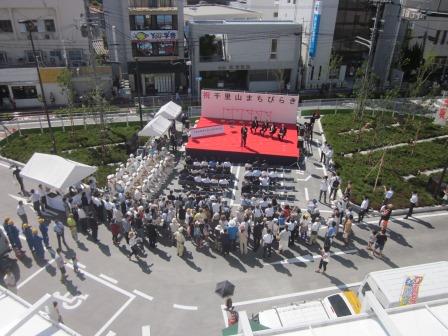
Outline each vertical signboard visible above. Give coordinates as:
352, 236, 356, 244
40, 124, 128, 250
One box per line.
309, 0, 321, 58
399, 275, 424, 306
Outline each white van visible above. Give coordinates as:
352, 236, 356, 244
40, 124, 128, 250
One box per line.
257, 292, 357, 329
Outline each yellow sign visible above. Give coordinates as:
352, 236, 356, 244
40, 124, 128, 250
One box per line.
39, 68, 63, 83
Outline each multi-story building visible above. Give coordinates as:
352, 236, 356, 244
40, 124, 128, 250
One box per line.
0, 0, 112, 108
184, 5, 262, 22
104, 0, 186, 95
246, 0, 280, 20
187, 20, 301, 95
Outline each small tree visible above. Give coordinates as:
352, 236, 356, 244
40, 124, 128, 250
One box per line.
328, 52, 343, 95
408, 54, 437, 98
57, 68, 77, 135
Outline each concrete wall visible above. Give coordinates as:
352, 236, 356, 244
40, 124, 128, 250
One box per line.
0, 0, 88, 67
246, 0, 279, 20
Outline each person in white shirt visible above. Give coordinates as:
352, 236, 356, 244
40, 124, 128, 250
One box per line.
38, 184, 48, 212
264, 205, 274, 219
223, 161, 232, 168
308, 217, 321, 245
358, 196, 369, 222
219, 178, 229, 186
16, 201, 28, 224
194, 175, 202, 183
325, 146, 334, 166
319, 176, 329, 203
212, 201, 221, 215
383, 186, 394, 205
278, 228, 290, 253
262, 229, 274, 258
202, 176, 211, 184
244, 169, 253, 178
320, 142, 328, 163
30, 189, 41, 216
259, 176, 270, 188
404, 191, 418, 219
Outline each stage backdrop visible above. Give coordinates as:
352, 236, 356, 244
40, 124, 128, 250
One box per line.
201, 90, 299, 125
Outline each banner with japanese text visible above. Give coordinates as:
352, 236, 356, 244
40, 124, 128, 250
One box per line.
201, 90, 299, 125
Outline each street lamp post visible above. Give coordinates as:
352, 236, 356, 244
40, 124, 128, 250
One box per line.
21, 20, 57, 154
135, 58, 143, 129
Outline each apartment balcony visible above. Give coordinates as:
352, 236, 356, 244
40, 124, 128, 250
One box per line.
129, 0, 176, 9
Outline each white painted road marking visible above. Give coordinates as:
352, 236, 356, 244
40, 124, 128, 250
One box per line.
105, 331, 116, 336
53, 291, 89, 310
17, 259, 55, 289
266, 249, 358, 266
94, 296, 135, 336
99, 273, 119, 284
142, 325, 151, 336
173, 304, 198, 311
133, 289, 154, 301
304, 187, 309, 201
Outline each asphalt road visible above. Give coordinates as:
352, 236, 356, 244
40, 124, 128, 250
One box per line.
1, 153, 448, 336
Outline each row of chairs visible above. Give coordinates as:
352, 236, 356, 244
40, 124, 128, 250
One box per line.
242, 192, 296, 202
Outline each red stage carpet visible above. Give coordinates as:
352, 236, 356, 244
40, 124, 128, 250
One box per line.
186, 118, 299, 164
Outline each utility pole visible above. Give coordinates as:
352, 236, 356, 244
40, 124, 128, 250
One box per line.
82, 0, 106, 155
135, 58, 143, 129
20, 20, 57, 154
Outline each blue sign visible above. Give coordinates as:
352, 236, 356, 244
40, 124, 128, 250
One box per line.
309, 0, 321, 58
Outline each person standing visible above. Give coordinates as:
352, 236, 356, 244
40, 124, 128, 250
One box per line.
252, 220, 263, 251
241, 125, 248, 147
239, 223, 248, 255
53, 220, 68, 250
128, 231, 140, 261
382, 186, 394, 205
250, 116, 259, 134
22, 223, 34, 253
7, 220, 23, 252
343, 215, 353, 246
319, 176, 329, 203
372, 229, 388, 257
67, 214, 78, 243
325, 145, 334, 167
16, 201, 28, 224
262, 229, 274, 258
329, 173, 340, 201
308, 218, 321, 246
174, 227, 186, 257
221, 229, 231, 255
32, 228, 45, 260
77, 206, 88, 234
38, 184, 47, 212
38, 217, 50, 249
320, 142, 328, 163
378, 204, 392, 227
358, 196, 369, 223
315, 246, 330, 274
48, 301, 63, 323
278, 227, 290, 254
89, 215, 99, 243
3, 268, 17, 293
12, 166, 25, 194
404, 191, 418, 219
324, 221, 336, 249
30, 189, 41, 216
55, 248, 67, 283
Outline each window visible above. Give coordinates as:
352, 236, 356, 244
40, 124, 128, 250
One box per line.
130, 15, 152, 30
441, 31, 447, 45
132, 41, 177, 57
274, 12, 278, 18
25, 50, 43, 63
0, 51, 7, 64
433, 30, 441, 44
44, 19, 55, 32
318, 65, 322, 80
156, 15, 174, 30
270, 39, 277, 59
19, 20, 38, 33
68, 50, 83, 61
326, 295, 352, 317
12, 86, 38, 100
0, 20, 13, 33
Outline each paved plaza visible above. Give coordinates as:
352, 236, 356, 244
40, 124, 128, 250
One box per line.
1, 119, 447, 336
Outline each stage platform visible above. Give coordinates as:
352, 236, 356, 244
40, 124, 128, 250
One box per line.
186, 117, 299, 164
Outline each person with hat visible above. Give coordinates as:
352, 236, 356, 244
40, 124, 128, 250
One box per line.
53, 220, 69, 251
174, 227, 186, 257
67, 214, 78, 243
6, 220, 22, 251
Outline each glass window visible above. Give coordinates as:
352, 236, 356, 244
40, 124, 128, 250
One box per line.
44, 19, 55, 32
131, 15, 151, 30
156, 15, 173, 30
25, 50, 44, 63
326, 295, 352, 317
271, 39, 278, 53
132, 42, 177, 57
68, 50, 83, 61
0, 20, 13, 33
12, 86, 38, 100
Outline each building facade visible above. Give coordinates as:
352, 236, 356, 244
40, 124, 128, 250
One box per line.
188, 20, 301, 96
104, 0, 186, 95
246, 0, 280, 20
0, 0, 99, 108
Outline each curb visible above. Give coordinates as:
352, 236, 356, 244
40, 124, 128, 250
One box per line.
0, 155, 25, 168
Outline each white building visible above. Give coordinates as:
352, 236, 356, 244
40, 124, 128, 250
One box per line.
246, 0, 280, 20
188, 20, 301, 95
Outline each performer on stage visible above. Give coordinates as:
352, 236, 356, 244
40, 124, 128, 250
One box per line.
241, 125, 248, 147
278, 124, 287, 140
250, 116, 259, 134
269, 123, 277, 138
260, 120, 269, 136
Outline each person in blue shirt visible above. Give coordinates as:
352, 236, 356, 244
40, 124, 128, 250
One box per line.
32, 228, 45, 260
324, 221, 337, 249
227, 219, 238, 250
7, 220, 22, 251
22, 223, 34, 253
277, 214, 286, 230
38, 217, 50, 248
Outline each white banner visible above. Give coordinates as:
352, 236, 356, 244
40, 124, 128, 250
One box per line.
190, 125, 225, 138
201, 90, 299, 124
131, 30, 178, 42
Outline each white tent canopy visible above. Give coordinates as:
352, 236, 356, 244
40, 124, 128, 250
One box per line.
138, 115, 173, 137
155, 101, 182, 120
20, 153, 97, 190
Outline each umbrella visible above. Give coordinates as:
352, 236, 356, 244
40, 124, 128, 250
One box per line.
215, 280, 235, 298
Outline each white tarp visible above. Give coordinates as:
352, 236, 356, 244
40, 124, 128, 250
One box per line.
138, 115, 173, 137
155, 101, 182, 120
20, 153, 97, 190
